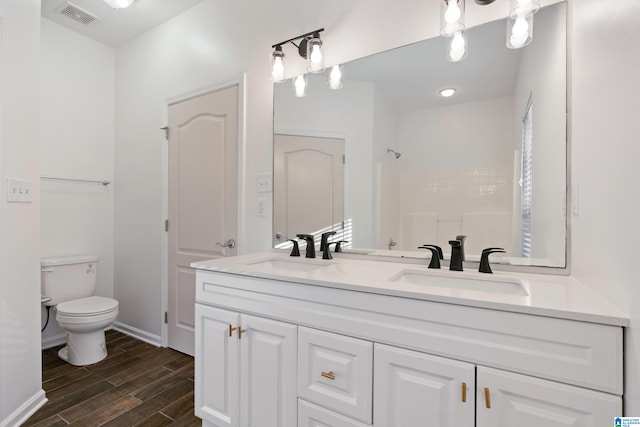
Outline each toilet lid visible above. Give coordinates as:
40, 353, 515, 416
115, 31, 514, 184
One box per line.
57, 296, 118, 317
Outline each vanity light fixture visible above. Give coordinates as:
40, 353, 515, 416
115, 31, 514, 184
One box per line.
439, 88, 457, 97
100, 0, 136, 9
506, 0, 540, 49
271, 28, 325, 82
328, 65, 344, 90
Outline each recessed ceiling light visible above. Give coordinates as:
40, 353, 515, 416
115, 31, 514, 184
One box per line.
439, 88, 457, 97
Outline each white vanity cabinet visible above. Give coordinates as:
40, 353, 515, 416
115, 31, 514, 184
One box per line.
194, 263, 625, 427
195, 304, 297, 427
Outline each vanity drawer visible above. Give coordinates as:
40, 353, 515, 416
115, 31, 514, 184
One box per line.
298, 399, 371, 427
298, 327, 373, 424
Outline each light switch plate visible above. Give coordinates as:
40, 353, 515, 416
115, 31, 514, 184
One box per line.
257, 173, 273, 193
7, 178, 33, 203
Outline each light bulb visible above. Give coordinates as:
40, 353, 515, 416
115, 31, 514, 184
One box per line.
329, 65, 343, 90
310, 45, 323, 65
294, 75, 307, 97
445, 1, 461, 24
510, 17, 529, 48
451, 32, 466, 51
271, 57, 285, 82
448, 31, 467, 62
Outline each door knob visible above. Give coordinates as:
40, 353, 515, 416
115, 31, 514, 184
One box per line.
216, 239, 236, 249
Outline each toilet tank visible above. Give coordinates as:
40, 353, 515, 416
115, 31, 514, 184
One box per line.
41, 255, 99, 306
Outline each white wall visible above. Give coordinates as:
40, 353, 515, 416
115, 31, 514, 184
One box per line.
0, 1, 45, 425
571, 0, 640, 413
39, 18, 115, 348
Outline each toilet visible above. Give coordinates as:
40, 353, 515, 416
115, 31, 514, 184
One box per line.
41, 255, 119, 366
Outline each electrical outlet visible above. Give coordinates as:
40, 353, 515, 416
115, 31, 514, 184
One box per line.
7, 178, 33, 203
257, 173, 273, 193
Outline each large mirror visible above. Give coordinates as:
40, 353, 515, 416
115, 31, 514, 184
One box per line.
273, 2, 567, 268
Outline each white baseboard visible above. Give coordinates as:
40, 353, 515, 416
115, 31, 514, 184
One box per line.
41, 333, 66, 350
0, 389, 47, 427
112, 321, 162, 347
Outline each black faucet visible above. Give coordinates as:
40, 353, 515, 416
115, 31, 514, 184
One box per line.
448, 240, 463, 271
288, 239, 300, 257
479, 248, 506, 273
455, 235, 467, 262
296, 234, 316, 258
418, 245, 442, 269
320, 231, 337, 253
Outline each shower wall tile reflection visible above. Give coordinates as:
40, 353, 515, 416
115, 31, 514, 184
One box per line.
400, 167, 513, 254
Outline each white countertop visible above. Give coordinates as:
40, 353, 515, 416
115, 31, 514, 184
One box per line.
192, 251, 629, 327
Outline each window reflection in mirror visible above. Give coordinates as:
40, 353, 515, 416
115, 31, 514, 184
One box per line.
273, 2, 567, 268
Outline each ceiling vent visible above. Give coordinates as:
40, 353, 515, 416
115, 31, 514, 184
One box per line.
56, 2, 101, 25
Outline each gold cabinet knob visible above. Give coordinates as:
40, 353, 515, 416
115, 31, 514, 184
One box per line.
228, 325, 237, 337
238, 328, 246, 339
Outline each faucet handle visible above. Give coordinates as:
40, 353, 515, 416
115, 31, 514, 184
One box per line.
288, 239, 301, 257
479, 248, 506, 274
323, 242, 339, 260
334, 241, 348, 253
418, 245, 441, 269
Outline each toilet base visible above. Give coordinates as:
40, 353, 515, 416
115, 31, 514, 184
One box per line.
58, 329, 108, 366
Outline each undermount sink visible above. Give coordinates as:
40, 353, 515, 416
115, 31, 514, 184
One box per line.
390, 270, 529, 296
246, 258, 329, 273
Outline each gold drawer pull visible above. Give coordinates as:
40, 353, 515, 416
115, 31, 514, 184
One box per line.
461, 382, 467, 403
321, 371, 335, 380
484, 387, 491, 409
228, 325, 237, 337
238, 328, 246, 339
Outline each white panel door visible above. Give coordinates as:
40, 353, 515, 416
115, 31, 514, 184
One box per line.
168, 85, 238, 355
239, 314, 297, 427
374, 343, 475, 427
273, 134, 344, 247
195, 304, 239, 427
477, 366, 622, 427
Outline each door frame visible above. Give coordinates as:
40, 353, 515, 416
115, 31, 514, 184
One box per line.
160, 74, 246, 347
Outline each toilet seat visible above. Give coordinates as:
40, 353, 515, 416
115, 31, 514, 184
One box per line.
57, 296, 118, 317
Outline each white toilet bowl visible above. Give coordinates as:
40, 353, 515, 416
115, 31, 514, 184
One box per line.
55, 296, 119, 366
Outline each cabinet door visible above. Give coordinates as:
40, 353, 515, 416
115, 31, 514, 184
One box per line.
374, 344, 475, 427
195, 304, 240, 427
477, 366, 622, 427
240, 314, 297, 427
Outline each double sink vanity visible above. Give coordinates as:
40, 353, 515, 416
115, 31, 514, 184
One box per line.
192, 251, 628, 427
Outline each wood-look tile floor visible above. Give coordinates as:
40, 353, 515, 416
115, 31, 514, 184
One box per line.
24, 330, 201, 427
